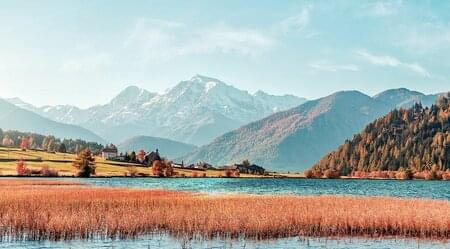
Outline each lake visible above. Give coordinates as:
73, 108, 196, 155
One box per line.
3, 178, 449, 248
79, 177, 450, 200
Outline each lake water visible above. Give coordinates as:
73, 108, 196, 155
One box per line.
79, 177, 450, 200
3, 178, 450, 248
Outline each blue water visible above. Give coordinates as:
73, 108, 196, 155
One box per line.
78, 177, 450, 200
3, 178, 450, 248
2, 235, 448, 249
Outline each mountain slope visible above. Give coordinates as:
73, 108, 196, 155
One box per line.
181, 88, 443, 171
0, 98, 105, 143
373, 88, 438, 108
310, 94, 449, 176
118, 136, 197, 159
10, 75, 306, 145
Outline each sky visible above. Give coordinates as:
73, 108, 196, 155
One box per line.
0, 0, 449, 108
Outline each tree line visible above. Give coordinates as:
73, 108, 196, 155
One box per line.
0, 129, 104, 154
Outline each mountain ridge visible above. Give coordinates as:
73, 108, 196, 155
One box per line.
0, 98, 105, 143
7, 75, 306, 145
180, 88, 443, 171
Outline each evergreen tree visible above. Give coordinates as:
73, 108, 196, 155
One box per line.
58, 143, 67, 153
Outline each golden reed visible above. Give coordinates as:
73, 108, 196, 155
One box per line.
0, 180, 448, 241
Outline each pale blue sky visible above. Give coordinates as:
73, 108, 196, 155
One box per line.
0, 0, 449, 107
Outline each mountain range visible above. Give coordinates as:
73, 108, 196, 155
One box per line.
7, 75, 306, 145
0, 98, 105, 143
181, 88, 442, 171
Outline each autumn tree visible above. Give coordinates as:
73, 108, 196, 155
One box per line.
310, 94, 450, 179
151, 160, 174, 177
16, 159, 30, 176
73, 148, 96, 177
152, 160, 163, 177
20, 137, 30, 151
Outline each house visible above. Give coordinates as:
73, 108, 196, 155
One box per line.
101, 147, 118, 160
234, 163, 266, 175
144, 149, 161, 166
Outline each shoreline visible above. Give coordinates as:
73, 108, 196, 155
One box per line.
1, 175, 449, 181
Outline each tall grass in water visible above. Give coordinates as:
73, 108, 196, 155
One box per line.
0, 181, 448, 241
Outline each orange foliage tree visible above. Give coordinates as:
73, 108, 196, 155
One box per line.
73, 148, 96, 177
20, 137, 30, 151
152, 160, 174, 177
16, 159, 30, 176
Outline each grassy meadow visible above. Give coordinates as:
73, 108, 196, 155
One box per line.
0, 180, 448, 241
0, 147, 280, 178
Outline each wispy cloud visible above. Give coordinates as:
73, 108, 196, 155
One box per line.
60, 53, 112, 73
360, 0, 403, 17
125, 18, 275, 62
278, 6, 311, 34
309, 60, 358, 72
355, 50, 431, 77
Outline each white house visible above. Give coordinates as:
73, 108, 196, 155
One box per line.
101, 147, 118, 160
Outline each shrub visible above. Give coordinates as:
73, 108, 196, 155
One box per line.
312, 170, 323, 178
442, 170, 450, 181
323, 169, 339, 179
304, 169, 314, 178
152, 160, 174, 177
152, 160, 163, 177
41, 165, 59, 177
424, 171, 435, 180
127, 166, 138, 177
192, 172, 198, 178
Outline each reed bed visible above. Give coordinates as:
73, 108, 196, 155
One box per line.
0, 181, 448, 241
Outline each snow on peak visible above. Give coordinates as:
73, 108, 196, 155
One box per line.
205, 81, 217, 93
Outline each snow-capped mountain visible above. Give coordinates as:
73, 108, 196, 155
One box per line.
9, 75, 306, 145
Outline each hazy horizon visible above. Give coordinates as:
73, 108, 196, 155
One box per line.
1, 0, 449, 107
1, 75, 445, 109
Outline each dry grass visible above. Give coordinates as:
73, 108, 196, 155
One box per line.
0, 147, 273, 177
0, 181, 448, 241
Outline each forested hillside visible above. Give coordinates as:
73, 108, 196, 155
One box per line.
310, 94, 450, 179
0, 129, 104, 154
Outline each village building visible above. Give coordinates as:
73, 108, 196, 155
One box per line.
144, 149, 161, 166
234, 163, 266, 175
101, 147, 118, 160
